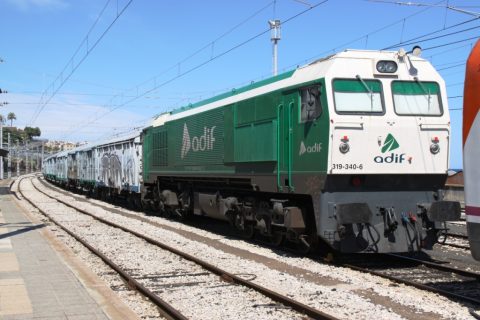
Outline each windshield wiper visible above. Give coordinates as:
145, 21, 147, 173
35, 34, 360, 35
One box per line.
356, 74, 374, 109
414, 77, 432, 110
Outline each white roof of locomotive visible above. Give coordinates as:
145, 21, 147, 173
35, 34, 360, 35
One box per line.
152, 49, 435, 127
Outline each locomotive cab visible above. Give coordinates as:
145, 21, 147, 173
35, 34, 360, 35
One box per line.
318, 49, 461, 252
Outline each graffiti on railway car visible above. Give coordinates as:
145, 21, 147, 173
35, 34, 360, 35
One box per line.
99, 152, 136, 189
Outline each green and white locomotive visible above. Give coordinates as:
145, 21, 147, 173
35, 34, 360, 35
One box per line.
44, 48, 461, 254
140, 49, 461, 253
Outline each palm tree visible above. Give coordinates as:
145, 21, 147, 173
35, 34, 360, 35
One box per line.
7, 112, 16, 127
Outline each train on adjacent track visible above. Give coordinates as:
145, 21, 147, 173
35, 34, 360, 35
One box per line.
43, 48, 461, 254
463, 40, 480, 261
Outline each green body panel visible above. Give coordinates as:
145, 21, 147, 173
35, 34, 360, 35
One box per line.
170, 108, 225, 167
143, 77, 331, 192
234, 121, 277, 162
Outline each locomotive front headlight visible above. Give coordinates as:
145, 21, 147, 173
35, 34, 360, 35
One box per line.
430, 136, 440, 154
430, 143, 440, 154
376, 60, 398, 73
339, 142, 350, 154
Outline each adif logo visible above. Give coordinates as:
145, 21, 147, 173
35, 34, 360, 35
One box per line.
374, 133, 408, 164
180, 123, 216, 159
299, 141, 322, 156
181, 124, 191, 159
381, 133, 399, 153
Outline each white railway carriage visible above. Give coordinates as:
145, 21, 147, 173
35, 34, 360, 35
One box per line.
42, 154, 55, 178
94, 131, 143, 205
76, 145, 95, 190
54, 151, 68, 184
43, 131, 142, 208
67, 149, 78, 185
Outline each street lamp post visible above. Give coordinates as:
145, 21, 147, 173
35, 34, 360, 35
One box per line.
7, 132, 11, 178
0, 102, 9, 179
0, 117, 3, 180
268, 19, 281, 76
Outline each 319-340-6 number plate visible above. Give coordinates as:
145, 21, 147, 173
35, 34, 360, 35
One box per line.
332, 163, 364, 170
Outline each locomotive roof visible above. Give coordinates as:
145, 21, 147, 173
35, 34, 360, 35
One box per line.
151, 49, 430, 127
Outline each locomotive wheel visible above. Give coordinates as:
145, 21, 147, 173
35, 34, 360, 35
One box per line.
126, 195, 134, 209
240, 224, 255, 239
269, 232, 284, 247
162, 207, 173, 218
134, 197, 143, 210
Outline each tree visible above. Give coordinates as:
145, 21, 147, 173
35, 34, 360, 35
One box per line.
0, 114, 4, 124
7, 112, 16, 127
24, 126, 41, 140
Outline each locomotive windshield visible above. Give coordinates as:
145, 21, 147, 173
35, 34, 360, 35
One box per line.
333, 78, 384, 114
392, 81, 442, 116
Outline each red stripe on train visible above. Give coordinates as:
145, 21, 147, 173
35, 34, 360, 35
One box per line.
466, 206, 480, 216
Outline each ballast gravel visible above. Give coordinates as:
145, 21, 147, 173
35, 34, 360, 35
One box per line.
26, 176, 476, 319
13, 177, 165, 319
20, 178, 308, 320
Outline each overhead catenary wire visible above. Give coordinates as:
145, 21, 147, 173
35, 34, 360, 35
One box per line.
437, 62, 466, 71
50, 0, 470, 142
57, 1, 278, 139
113, 1, 275, 105
59, 0, 330, 140
382, 21, 480, 50
282, 0, 447, 72
29, 0, 135, 127
422, 35, 480, 51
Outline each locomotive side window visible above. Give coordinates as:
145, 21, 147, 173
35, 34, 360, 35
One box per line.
333, 78, 384, 114
392, 81, 442, 116
300, 85, 322, 122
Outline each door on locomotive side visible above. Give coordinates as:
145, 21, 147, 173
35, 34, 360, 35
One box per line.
279, 81, 330, 193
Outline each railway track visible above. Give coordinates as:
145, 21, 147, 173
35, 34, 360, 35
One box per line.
18, 176, 337, 320
438, 232, 470, 250
337, 252, 480, 307
31, 176, 480, 317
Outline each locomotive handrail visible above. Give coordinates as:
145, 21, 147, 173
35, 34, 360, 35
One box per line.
333, 122, 364, 129
288, 101, 294, 191
418, 123, 449, 129
276, 104, 283, 192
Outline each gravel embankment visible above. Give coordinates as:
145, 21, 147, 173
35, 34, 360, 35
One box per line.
19, 177, 314, 320
29, 176, 477, 320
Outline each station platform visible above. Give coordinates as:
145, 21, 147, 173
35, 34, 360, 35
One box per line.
0, 180, 139, 320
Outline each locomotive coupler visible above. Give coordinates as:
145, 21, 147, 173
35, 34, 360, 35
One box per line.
380, 207, 398, 237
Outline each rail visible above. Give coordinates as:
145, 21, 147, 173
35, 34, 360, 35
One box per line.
25, 176, 338, 320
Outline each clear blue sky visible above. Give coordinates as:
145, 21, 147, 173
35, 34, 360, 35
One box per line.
0, 0, 477, 169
